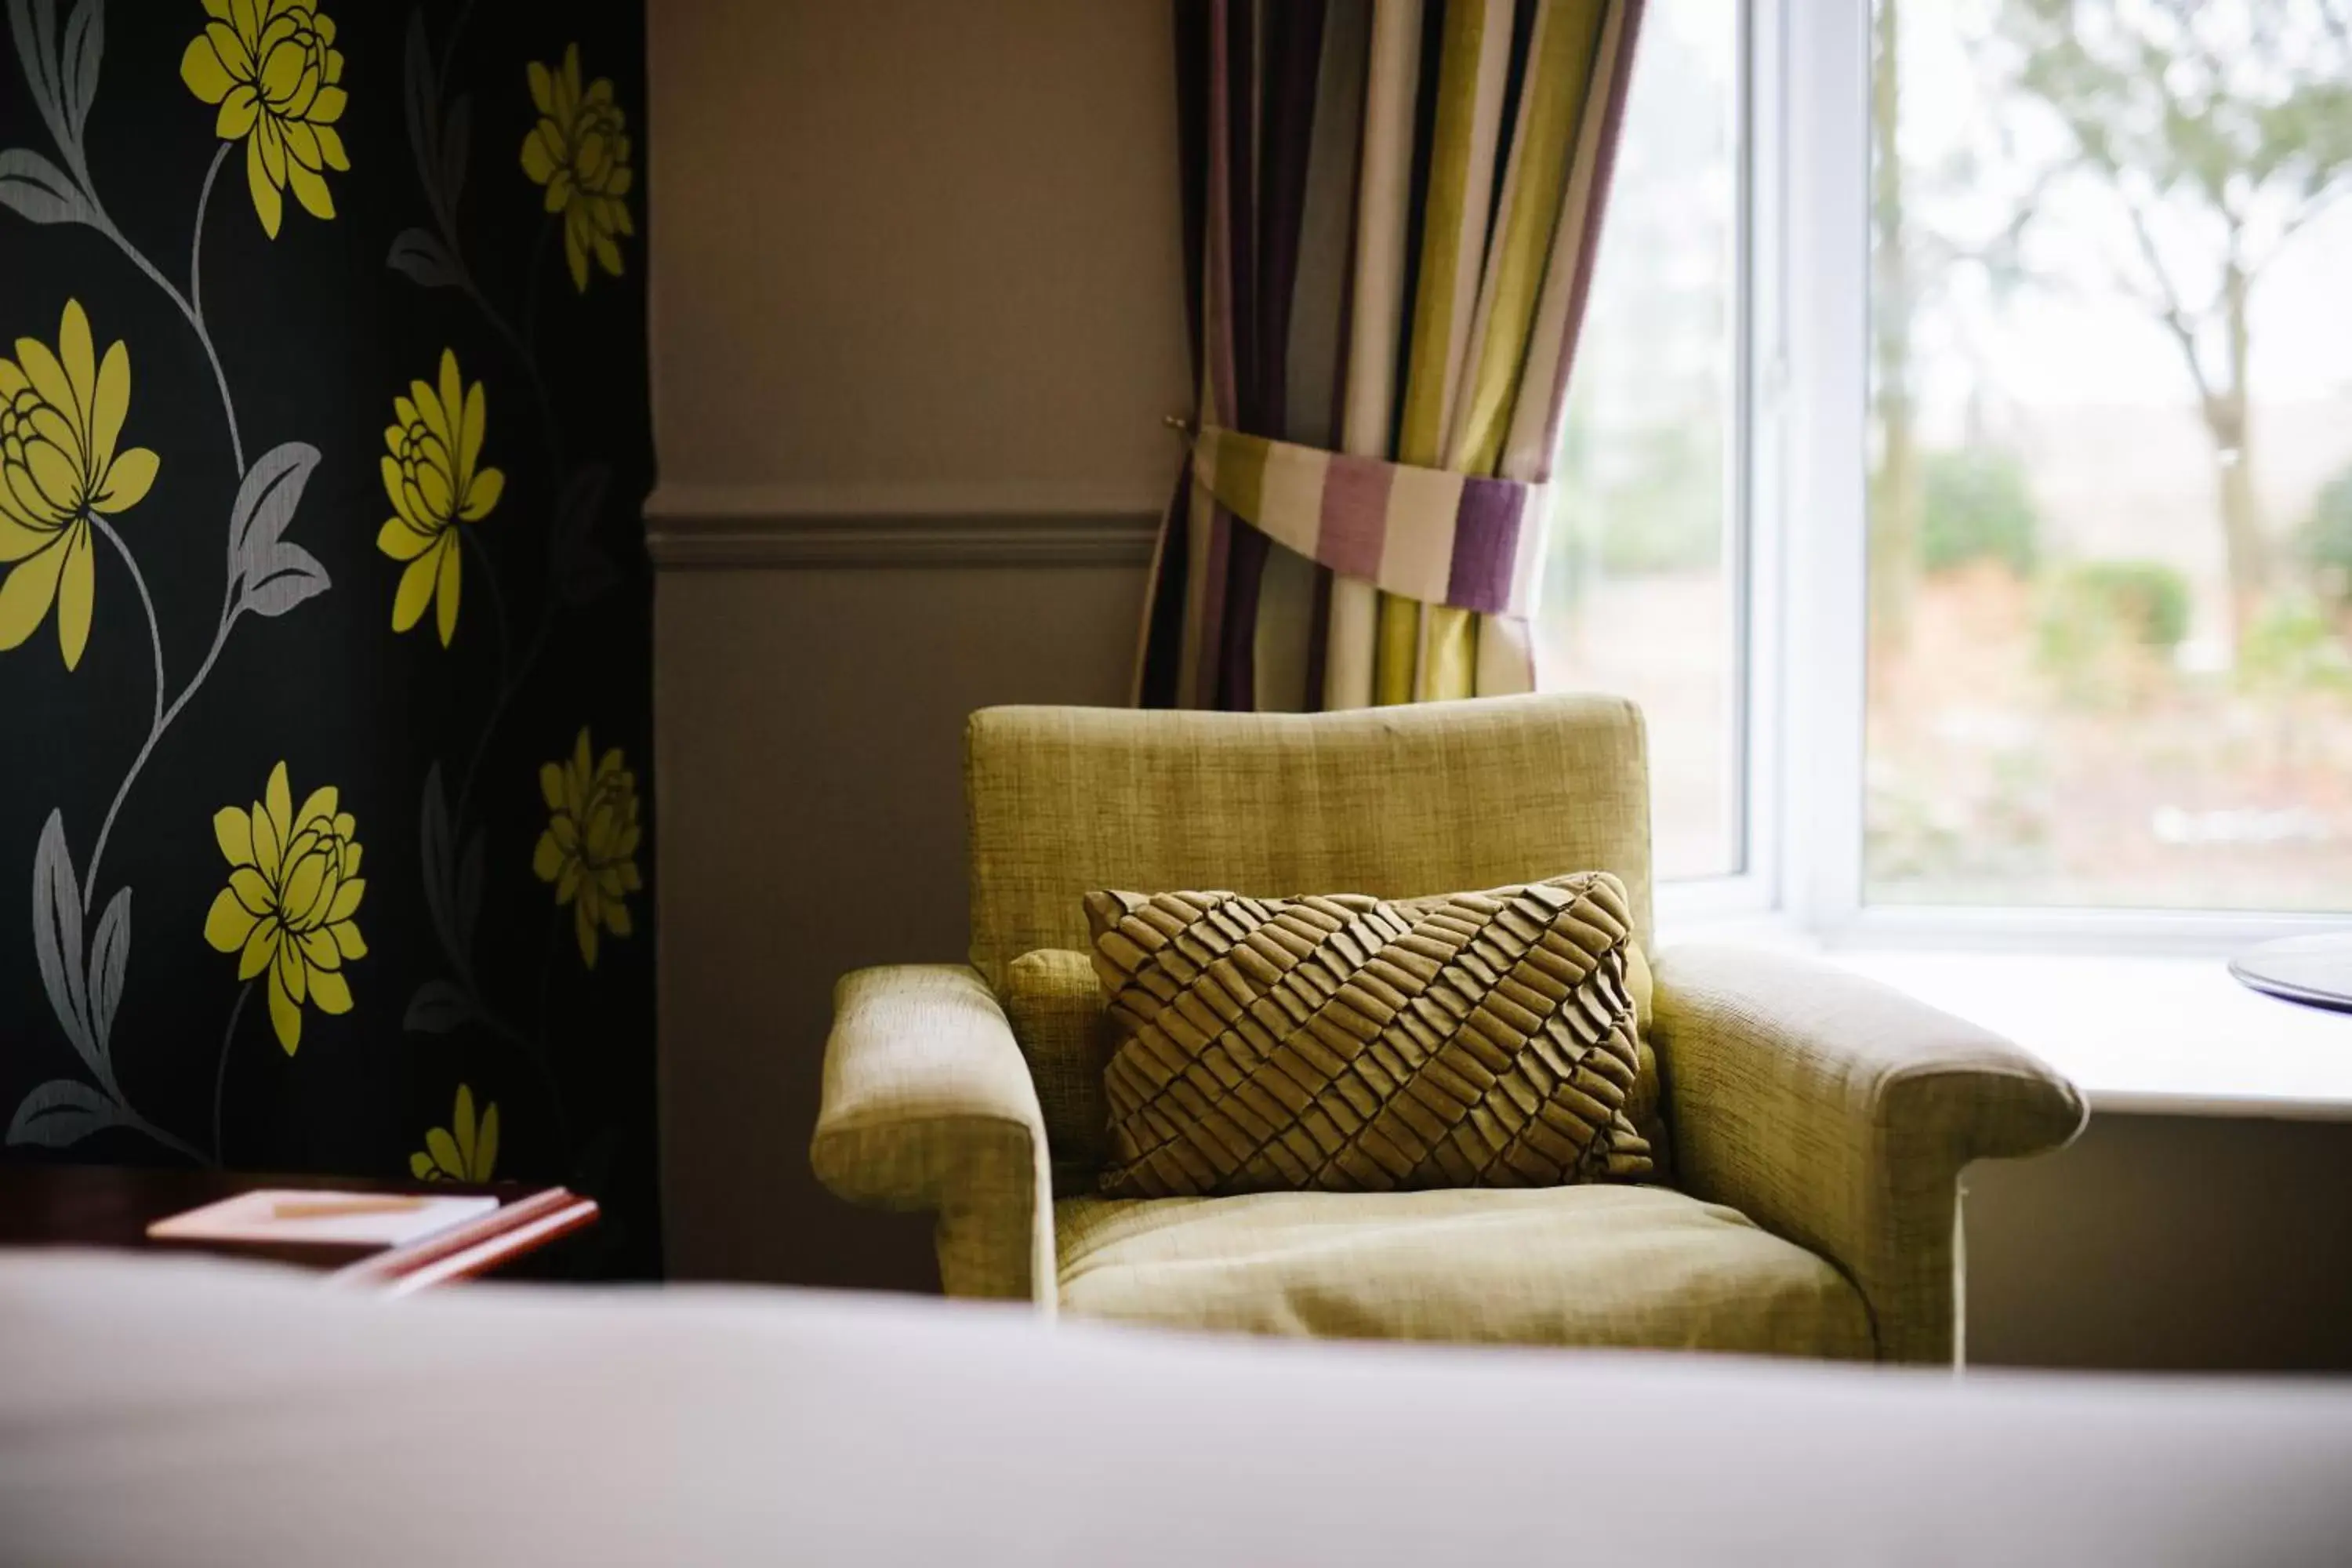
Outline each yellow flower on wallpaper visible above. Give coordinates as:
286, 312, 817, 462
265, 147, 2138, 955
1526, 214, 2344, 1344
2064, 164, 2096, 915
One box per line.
204, 761, 367, 1053
180, 0, 350, 239
520, 43, 636, 292
533, 728, 642, 968
411, 1084, 499, 1183
379, 350, 504, 648
0, 300, 159, 672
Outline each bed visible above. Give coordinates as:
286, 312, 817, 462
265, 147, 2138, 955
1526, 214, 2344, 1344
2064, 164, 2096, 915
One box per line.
3, 1251, 2348, 1566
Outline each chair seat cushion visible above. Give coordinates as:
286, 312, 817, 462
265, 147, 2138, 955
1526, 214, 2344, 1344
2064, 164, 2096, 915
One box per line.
1056, 1184, 1873, 1358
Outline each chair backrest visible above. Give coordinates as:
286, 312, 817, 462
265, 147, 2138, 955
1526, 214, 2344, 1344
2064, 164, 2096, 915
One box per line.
964, 694, 1653, 991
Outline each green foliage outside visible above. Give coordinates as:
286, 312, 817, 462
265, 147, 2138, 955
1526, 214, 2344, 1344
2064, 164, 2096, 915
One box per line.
2240, 595, 2352, 698
2297, 466, 2352, 614
1920, 448, 2040, 575
2053, 561, 2191, 649
2035, 560, 2191, 707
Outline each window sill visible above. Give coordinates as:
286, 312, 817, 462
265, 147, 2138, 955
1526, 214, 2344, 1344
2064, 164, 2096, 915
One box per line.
1827, 951, 2352, 1122
1656, 918, 2352, 1122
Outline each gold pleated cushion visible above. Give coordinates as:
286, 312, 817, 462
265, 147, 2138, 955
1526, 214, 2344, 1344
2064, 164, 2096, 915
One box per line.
1085, 872, 1657, 1200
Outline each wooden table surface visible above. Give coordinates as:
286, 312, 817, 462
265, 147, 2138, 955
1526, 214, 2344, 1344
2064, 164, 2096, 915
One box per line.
0, 1164, 596, 1283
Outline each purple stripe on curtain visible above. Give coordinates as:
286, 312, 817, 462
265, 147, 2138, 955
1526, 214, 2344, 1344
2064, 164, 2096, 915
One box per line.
1172, 1, 1212, 390
1303, 560, 1334, 712
1137, 2, 1218, 708
1534, 0, 1646, 483
1251, 2, 1329, 434
1215, 0, 1329, 712
1385, 0, 1450, 459
1204, 0, 1247, 424
1317, 456, 1393, 579
1306, 30, 1368, 716
1194, 500, 1235, 708
1445, 479, 1526, 615
1134, 466, 1194, 708
1192, 0, 1247, 706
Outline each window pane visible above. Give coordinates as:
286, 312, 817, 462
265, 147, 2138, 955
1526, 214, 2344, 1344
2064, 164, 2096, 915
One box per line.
1865, 0, 2352, 910
1542, 0, 1743, 882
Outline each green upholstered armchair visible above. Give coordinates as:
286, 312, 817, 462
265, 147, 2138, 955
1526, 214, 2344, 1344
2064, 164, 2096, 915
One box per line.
811, 695, 2084, 1364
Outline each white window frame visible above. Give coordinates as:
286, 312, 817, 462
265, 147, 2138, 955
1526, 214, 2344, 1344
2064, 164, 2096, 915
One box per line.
1730, 0, 2351, 956
1653, 0, 1782, 933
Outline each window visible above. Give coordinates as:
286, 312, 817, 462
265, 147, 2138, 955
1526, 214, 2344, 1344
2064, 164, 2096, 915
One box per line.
1542, 0, 1747, 884
1545, 0, 2347, 939
1862, 0, 2352, 913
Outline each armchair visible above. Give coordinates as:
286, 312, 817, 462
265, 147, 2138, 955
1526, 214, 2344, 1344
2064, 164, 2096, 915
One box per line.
811, 696, 2084, 1363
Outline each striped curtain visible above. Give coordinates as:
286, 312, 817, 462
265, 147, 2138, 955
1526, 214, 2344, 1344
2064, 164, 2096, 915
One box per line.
1136, 0, 1643, 710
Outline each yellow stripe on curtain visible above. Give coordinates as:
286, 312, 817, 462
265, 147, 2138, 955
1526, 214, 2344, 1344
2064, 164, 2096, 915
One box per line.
1324, 0, 1425, 713
1480, 0, 1633, 695
1388, 0, 1614, 705
1452, 0, 1608, 476
1377, 0, 1514, 706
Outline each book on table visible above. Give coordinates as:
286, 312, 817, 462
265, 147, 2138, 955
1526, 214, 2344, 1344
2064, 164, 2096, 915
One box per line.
146, 1190, 501, 1249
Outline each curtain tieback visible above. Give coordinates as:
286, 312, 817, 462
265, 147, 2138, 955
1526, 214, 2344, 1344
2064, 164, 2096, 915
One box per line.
1189, 425, 1548, 618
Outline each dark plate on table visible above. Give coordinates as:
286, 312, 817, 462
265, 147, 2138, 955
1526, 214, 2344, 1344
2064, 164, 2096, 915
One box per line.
2229, 934, 2352, 1016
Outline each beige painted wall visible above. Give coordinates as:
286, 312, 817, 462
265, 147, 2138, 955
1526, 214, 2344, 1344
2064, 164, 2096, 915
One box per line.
646, 0, 2352, 1369
649, 0, 1186, 1287
651, 0, 1189, 503
656, 565, 1146, 1287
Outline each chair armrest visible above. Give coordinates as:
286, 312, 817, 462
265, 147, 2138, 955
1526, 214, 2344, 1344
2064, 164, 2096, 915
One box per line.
810, 965, 1054, 1311
1650, 945, 2085, 1363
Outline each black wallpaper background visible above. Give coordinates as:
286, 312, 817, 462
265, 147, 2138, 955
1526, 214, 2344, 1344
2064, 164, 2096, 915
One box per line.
0, 0, 659, 1276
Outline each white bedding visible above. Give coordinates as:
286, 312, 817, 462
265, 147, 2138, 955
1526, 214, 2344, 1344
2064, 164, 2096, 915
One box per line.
3, 1251, 2350, 1566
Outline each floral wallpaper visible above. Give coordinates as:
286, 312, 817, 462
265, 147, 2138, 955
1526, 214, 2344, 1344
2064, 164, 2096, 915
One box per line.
0, 0, 658, 1275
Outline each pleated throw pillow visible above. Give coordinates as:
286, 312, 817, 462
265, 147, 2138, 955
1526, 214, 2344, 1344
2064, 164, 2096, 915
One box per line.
1084, 872, 1657, 1200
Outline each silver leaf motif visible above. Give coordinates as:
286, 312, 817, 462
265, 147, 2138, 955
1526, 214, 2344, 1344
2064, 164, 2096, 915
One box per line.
239, 542, 330, 618
387, 226, 462, 289
401, 9, 441, 219
87, 884, 129, 1052
456, 827, 485, 959
557, 463, 619, 605
418, 763, 465, 975
5, 1, 65, 136
58, 0, 99, 143
5, 1079, 120, 1149
0, 146, 92, 226
227, 442, 325, 618
441, 93, 471, 212
403, 979, 476, 1035
30, 811, 96, 1076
